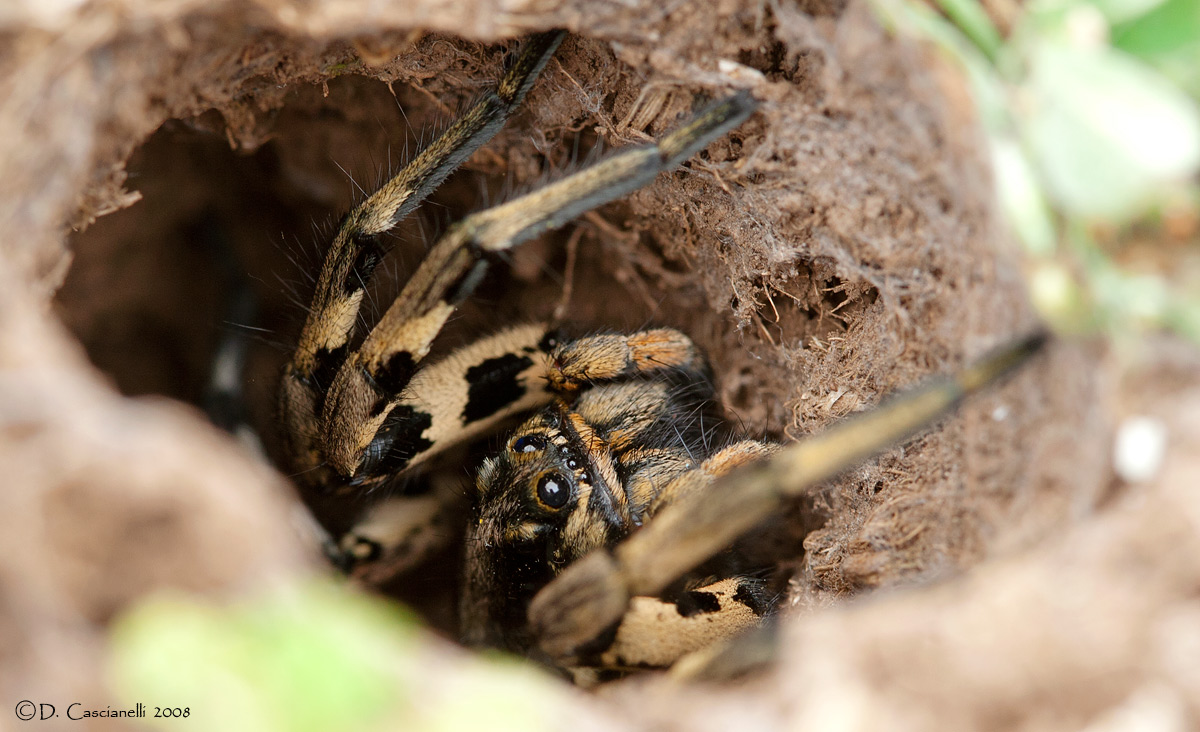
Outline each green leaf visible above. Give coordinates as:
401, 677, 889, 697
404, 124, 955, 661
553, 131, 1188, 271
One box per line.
1166, 295, 1200, 342
1091, 0, 1169, 25
991, 136, 1059, 255
110, 582, 566, 732
1025, 40, 1200, 221
932, 0, 1004, 60
110, 583, 420, 732
871, 0, 1012, 131
1112, 0, 1200, 95
1113, 0, 1200, 58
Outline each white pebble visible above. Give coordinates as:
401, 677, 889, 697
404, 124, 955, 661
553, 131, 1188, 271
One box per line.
1114, 416, 1168, 484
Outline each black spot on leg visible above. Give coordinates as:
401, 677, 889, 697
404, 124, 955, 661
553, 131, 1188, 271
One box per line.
674, 591, 722, 617
310, 343, 348, 414
311, 344, 348, 389
462, 353, 533, 424
356, 404, 435, 480
373, 351, 417, 396
343, 232, 384, 296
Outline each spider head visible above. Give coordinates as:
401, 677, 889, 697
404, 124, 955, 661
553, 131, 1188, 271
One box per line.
459, 411, 616, 651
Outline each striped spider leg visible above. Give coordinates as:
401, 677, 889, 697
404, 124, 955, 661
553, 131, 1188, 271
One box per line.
280, 29, 564, 493
278, 30, 564, 576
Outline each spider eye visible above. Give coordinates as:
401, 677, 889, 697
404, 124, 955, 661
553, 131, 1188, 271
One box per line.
536, 473, 571, 509
511, 434, 546, 453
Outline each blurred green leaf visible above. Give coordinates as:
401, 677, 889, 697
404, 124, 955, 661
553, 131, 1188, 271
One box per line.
1025, 40, 1200, 221
1090, 255, 1200, 340
1112, 0, 1200, 95
110, 582, 565, 732
933, 0, 1004, 59
1113, 0, 1200, 57
110, 583, 420, 732
877, 0, 1200, 343
1167, 296, 1200, 341
1090, 0, 1168, 25
423, 654, 561, 732
871, 0, 1012, 130
1030, 260, 1096, 331
991, 136, 1059, 255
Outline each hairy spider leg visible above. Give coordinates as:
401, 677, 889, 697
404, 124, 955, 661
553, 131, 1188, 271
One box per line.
318, 92, 760, 487
593, 575, 771, 672
577, 441, 780, 670
334, 324, 561, 580
279, 30, 565, 483
546, 328, 709, 392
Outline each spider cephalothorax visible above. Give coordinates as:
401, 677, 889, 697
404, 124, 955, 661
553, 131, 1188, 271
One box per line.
457, 332, 761, 655
279, 30, 1043, 674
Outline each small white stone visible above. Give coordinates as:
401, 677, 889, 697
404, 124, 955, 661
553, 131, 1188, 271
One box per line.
717, 59, 766, 83
991, 405, 1010, 421
1114, 416, 1168, 484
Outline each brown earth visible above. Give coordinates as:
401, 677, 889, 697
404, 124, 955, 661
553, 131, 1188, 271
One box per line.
2, 0, 1197, 728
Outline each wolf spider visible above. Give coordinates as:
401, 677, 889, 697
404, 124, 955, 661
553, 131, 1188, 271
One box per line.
278, 30, 1042, 674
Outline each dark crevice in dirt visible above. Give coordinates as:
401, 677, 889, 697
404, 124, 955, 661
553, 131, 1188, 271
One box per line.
794, 0, 851, 17
739, 264, 880, 349
738, 39, 793, 82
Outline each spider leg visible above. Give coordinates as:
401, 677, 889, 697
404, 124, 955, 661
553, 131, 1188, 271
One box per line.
643, 439, 778, 518
528, 332, 1048, 662
546, 328, 707, 393
570, 443, 779, 670
320, 92, 759, 485
593, 576, 771, 670
280, 30, 565, 481
355, 323, 561, 479
334, 323, 567, 584
330, 463, 490, 585
333, 491, 449, 583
